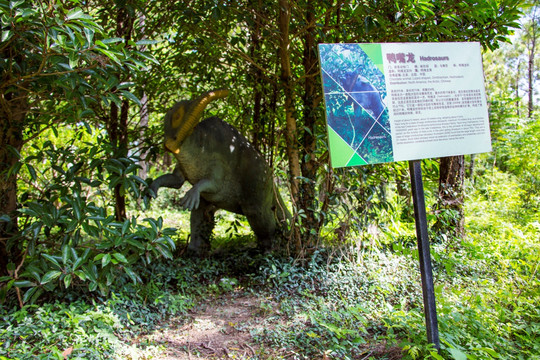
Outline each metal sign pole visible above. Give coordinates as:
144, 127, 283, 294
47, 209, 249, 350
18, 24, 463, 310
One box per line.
409, 160, 440, 350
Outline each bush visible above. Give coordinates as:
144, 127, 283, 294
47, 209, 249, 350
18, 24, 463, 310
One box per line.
1, 132, 176, 305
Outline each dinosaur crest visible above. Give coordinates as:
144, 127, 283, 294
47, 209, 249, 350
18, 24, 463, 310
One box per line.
164, 89, 229, 154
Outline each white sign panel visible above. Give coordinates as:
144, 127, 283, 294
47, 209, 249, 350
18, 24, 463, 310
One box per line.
319, 42, 491, 168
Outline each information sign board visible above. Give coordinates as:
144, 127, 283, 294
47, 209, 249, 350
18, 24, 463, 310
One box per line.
319, 42, 491, 167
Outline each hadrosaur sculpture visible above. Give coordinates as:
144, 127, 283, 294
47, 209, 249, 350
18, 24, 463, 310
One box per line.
149, 89, 290, 254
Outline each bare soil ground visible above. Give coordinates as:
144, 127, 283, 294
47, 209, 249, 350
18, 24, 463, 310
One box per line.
142, 292, 277, 359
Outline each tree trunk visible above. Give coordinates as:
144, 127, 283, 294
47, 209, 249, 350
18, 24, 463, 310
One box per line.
527, 21, 536, 119
107, 3, 134, 221
248, 0, 264, 152
467, 154, 475, 179
138, 13, 149, 180
108, 101, 128, 221
268, 82, 279, 166
299, 2, 320, 246
139, 91, 149, 179
515, 59, 521, 117
0, 92, 28, 275
278, 0, 302, 253
436, 155, 465, 238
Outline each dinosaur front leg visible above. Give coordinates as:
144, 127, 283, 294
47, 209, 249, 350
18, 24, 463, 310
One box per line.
149, 165, 185, 197
188, 197, 216, 255
180, 179, 216, 210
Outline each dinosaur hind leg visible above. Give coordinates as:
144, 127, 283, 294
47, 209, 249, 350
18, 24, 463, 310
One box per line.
188, 198, 216, 255
244, 207, 277, 252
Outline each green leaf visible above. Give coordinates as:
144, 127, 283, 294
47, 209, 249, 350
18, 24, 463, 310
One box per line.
7, 162, 21, 179
101, 37, 125, 44
83, 27, 94, 44
155, 243, 173, 259
134, 39, 159, 46
16, 7, 37, 20
102, 253, 111, 268
474, 348, 500, 358
83, 264, 98, 282
146, 218, 158, 235
72, 201, 81, 220
10, 0, 25, 9
41, 270, 62, 284
74, 270, 86, 281
448, 347, 468, 360
95, 47, 121, 65
1, 29, 12, 42
42, 254, 61, 269
64, 275, 72, 289
62, 245, 70, 264
124, 267, 140, 284
126, 238, 145, 250
73, 256, 85, 271
130, 174, 146, 185
120, 90, 141, 106
23, 287, 41, 304
136, 50, 160, 65
113, 253, 128, 264
25, 163, 37, 180
14, 280, 35, 288
66, 8, 92, 21
0, 214, 11, 223
117, 81, 135, 89
68, 51, 78, 69
6, 145, 21, 159
121, 219, 130, 235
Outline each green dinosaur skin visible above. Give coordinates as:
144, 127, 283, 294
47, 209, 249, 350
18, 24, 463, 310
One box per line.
150, 115, 289, 254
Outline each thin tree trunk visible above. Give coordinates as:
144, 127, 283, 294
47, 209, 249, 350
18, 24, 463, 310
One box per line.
138, 13, 149, 179
516, 59, 521, 117
0, 92, 28, 275
299, 2, 320, 245
108, 3, 134, 221
467, 154, 475, 179
249, 0, 264, 151
139, 91, 149, 179
278, 0, 302, 253
268, 82, 278, 166
528, 23, 536, 118
436, 155, 465, 238
108, 101, 128, 221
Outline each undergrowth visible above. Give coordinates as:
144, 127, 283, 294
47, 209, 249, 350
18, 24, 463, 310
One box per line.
1, 169, 538, 359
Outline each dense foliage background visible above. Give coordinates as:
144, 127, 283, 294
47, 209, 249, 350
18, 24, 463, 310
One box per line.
0, 0, 538, 359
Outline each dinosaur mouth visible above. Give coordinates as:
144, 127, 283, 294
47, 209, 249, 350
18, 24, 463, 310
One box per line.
164, 139, 180, 154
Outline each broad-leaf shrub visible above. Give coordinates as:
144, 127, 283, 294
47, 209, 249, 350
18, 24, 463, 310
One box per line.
0, 131, 175, 304
1, 0, 171, 304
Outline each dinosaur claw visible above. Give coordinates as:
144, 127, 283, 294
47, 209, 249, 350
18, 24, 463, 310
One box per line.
180, 188, 200, 211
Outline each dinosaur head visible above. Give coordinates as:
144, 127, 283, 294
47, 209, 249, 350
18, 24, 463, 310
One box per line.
164, 89, 230, 154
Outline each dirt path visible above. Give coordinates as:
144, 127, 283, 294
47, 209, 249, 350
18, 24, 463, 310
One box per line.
143, 292, 275, 359
139, 291, 403, 360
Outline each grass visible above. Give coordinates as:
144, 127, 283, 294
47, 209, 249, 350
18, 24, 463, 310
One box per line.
1, 167, 538, 359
